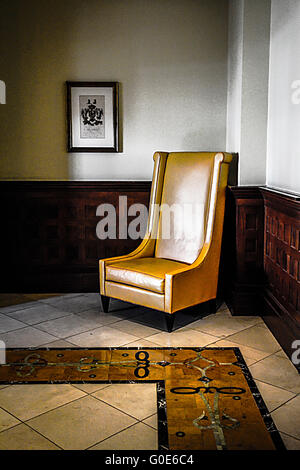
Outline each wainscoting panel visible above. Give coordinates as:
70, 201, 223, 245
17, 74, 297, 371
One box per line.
261, 187, 300, 366
0, 181, 151, 292
223, 186, 264, 315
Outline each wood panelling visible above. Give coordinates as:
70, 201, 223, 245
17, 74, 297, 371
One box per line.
261, 188, 300, 368
4, 180, 299, 371
223, 186, 264, 315
0, 181, 151, 292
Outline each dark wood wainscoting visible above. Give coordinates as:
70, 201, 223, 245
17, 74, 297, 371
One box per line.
0, 181, 151, 292
2, 180, 299, 367
260, 188, 300, 367
223, 186, 264, 315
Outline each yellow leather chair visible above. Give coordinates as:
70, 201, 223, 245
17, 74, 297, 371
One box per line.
99, 151, 233, 332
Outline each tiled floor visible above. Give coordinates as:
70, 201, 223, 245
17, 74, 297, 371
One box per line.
0, 293, 300, 450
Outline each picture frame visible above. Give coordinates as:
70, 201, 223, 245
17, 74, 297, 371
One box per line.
66, 81, 119, 152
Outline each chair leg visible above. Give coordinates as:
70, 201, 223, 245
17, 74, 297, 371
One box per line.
100, 295, 110, 313
165, 313, 175, 333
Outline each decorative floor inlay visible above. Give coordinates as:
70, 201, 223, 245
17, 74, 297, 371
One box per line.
0, 347, 285, 450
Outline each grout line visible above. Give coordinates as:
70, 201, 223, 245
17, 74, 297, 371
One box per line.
253, 375, 300, 396
0, 406, 22, 432
15, 392, 91, 423
84, 420, 158, 451
280, 431, 300, 443
248, 349, 294, 367
269, 394, 299, 413
90, 389, 156, 422
70, 383, 111, 394
3, 311, 74, 328
21, 421, 64, 450
141, 416, 158, 431
244, 350, 283, 367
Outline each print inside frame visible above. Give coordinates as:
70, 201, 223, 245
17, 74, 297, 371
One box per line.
67, 81, 119, 152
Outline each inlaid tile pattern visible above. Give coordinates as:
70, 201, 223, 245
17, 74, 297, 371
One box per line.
0, 293, 299, 450
0, 347, 284, 450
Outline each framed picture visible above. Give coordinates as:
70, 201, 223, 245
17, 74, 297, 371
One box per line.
66, 81, 119, 152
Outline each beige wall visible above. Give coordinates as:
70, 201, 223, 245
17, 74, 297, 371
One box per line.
0, 0, 228, 181
266, 0, 300, 194
226, 0, 271, 185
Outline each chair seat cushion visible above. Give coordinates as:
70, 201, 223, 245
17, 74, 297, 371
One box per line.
106, 257, 187, 294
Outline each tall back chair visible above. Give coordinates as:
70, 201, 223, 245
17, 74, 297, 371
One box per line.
99, 151, 233, 331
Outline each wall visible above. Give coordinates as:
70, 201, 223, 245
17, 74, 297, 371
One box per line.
266, 0, 300, 194
0, 0, 228, 181
226, 0, 271, 186
226, 0, 244, 155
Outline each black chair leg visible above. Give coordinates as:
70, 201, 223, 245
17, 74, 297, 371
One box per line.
100, 295, 110, 313
165, 313, 175, 333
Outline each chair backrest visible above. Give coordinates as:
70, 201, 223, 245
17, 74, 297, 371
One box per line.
154, 152, 227, 264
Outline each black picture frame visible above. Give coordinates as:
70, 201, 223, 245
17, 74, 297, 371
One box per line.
66, 81, 119, 153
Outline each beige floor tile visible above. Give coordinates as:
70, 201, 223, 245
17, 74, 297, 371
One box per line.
92, 383, 157, 420
216, 302, 229, 312
190, 313, 262, 338
122, 339, 164, 348
225, 324, 282, 353
35, 314, 98, 338
77, 308, 140, 326
256, 322, 268, 329
41, 295, 102, 314
40, 339, 78, 348
0, 314, 26, 333
0, 301, 45, 315
254, 380, 296, 412
7, 303, 72, 325
0, 407, 21, 432
27, 395, 137, 450
208, 339, 272, 366
275, 349, 290, 359
89, 422, 158, 450
0, 291, 297, 451
249, 355, 300, 393
280, 432, 300, 450
111, 319, 160, 338
0, 384, 86, 421
72, 383, 111, 394
67, 325, 139, 347
0, 326, 58, 347
76, 309, 111, 326
145, 327, 218, 347
143, 413, 158, 430
0, 423, 60, 450
271, 395, 300, 440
